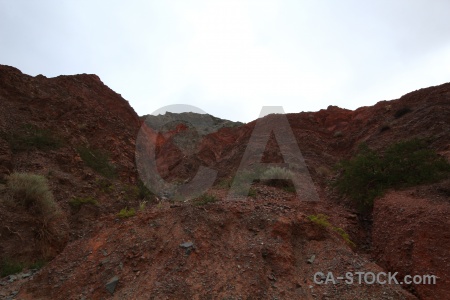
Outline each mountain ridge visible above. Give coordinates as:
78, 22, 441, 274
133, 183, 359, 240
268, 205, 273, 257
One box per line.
0, 64, 449, 299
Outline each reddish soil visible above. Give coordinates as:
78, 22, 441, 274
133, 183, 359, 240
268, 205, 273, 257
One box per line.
16, 185, 416, 300
372, 180, 450, 300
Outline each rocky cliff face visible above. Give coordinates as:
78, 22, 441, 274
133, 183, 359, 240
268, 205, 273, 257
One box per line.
0, 65, 142, 273
0, 65, 449, 299
0, 65, 140, 181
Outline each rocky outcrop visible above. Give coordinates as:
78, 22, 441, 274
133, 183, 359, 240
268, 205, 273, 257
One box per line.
0, 65, 142, 272
142, 111, 243, 135
0, 64, 140, 182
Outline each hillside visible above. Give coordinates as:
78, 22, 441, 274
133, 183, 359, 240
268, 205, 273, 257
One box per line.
0, 65, 449, 299
141, 111, 243, 134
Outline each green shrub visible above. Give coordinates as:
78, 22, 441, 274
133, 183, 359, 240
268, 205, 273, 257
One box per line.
117, 207, 135, 218
6, 173, 60, 218
139, 201, 147, 211
235, 167, 264, 184
307, 214, 331, 228
69, 196, 98, 208
334, 227, 356, 247
261, 167, 295, 189
1, 124, 62, 152
261, 166, 294, 180
334, 139, 450, 212
308, 214, 356, 247
394, 107, 412, 119
3, 173, 67, 261
216, 178, 232, 189
0, 258, 47, 277
333, 131, 343, 138
137, 180, 154, 201
0, 258, 47, 278
77, 146, 117, 178
118, 181, 154, 205
248, 188, 257, 198
96, 178, 114, 193
228, 167, 263, 196
29, 259, 46, 270
193, 194, 218, 206
122, 185, 139, 202
315, 165, 333, 178
0, 259, 24, 277
282, 185, 296, 193
228, 166, 296, 196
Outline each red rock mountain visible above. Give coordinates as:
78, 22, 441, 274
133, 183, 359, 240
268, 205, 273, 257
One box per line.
0, 65, 449, 299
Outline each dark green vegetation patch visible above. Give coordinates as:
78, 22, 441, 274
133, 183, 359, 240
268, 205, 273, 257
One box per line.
1, 124, 62, 152
77, 146, 117, 179
333, 139, 450, 212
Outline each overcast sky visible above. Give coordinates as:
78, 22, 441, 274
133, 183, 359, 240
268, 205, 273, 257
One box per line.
1, 1, 449, 122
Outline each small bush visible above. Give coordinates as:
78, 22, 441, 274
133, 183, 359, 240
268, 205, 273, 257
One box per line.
29, 259, 46, 270
315, 166, 333, 178
96, 178, 114, 193
137, 180, 154, 201
6, 173, 60, 217
308, 215, 356, 247
235, 167, 264, 184
216, 178, 232, 189
139, 201, 147, 211
3, 173, 67, 261
0, 259, 24, 277
334, 139, 450, 212
228, 167, 264, 196
379, 124, 391, 132
229, 166, 297, 195
394, 107, 412, 119
307, 214, 331, 228
193, 194, 218, 206
77, 146, 117, 178
261, 166, 294, 180
120, 182, 154, 203
69, 196, 98, 208
2, 124, 62, 152
122, 185, 139, 202
0, 258, 47, 277
334, 227, 356, 247
261, 167, 295, 189
117, 207, 135, 218
282, 185, 297, 193
333, 131, 343, 138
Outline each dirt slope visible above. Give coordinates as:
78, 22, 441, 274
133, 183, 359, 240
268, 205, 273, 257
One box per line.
372, 180, 450, 300
17, 186, 416, 300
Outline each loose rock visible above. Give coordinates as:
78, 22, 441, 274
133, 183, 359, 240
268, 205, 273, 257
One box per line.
105, 276, 119, 294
